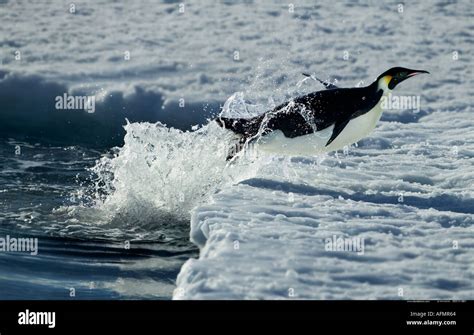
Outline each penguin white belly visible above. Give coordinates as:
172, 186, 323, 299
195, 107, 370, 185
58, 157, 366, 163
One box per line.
257, 102, 383, 156
256, 126, 333, 156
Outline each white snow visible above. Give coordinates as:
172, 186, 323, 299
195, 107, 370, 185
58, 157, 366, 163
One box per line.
172, 1, 474, 299
176, 108, 473, 299
1, 0, 472, 300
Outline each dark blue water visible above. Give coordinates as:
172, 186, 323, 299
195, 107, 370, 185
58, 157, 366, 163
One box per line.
0, 139, 197, 299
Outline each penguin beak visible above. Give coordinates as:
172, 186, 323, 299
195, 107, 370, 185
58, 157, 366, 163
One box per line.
406, 70, 430, 78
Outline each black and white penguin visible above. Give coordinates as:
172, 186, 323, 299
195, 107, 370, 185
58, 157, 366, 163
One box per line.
216, 67, 428, 159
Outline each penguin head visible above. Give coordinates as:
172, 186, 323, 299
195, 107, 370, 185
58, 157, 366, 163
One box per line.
377, 67, 429, 91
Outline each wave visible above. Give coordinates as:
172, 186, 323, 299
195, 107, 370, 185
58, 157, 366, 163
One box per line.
0, 71, 220, 148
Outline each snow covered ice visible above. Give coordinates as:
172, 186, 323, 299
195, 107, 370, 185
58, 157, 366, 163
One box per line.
177, 111, 474, 299
173, 2, 474, 300
0, 0, 472, 300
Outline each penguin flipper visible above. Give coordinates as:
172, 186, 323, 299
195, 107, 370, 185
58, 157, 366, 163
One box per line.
326, 119, 350, 147
302, 73, 339, 89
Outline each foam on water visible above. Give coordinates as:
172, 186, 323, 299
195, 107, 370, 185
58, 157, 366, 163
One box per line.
61, 118, 266, 235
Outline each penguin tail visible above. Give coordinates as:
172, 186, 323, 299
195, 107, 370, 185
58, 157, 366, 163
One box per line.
215, 114, 265, 137
215, 116, 251, 136
216, 115, 264, 161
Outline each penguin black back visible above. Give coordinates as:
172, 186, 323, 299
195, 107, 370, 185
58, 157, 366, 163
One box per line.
216, 67, 429, 159
217, 81, 381, 140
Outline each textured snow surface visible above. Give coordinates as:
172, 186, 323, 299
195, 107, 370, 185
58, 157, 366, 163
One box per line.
1, 0, 472, 299
176, 109, 474, 299
172, 1, 473, 299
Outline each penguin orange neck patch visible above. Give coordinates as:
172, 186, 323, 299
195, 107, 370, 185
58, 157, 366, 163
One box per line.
383, 75, 392, 86
378, 75, 393, 91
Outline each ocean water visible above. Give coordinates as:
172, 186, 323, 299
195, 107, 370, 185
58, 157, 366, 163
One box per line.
0, 0, 473, 300
0, 140, 198, 299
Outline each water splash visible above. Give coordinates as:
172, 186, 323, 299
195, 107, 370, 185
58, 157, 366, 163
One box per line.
63, 119, 262, 235
59, 58, 323, 237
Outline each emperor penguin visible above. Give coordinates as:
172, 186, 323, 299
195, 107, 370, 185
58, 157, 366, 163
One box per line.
216, 67, 429, 159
